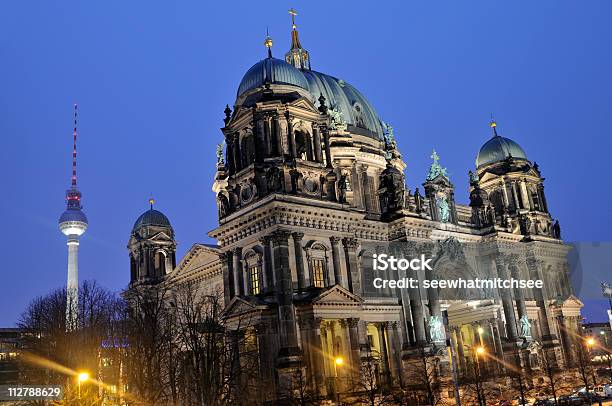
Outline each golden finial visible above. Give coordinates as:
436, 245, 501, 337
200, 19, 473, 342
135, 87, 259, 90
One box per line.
264, 27, 273, 58
149, 197, 155, 210
289, 8, 298, 29
489, 114, 499, 137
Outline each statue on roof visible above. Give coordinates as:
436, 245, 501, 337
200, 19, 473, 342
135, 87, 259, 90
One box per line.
328, 105, 347, 131
426, 149, 448, 181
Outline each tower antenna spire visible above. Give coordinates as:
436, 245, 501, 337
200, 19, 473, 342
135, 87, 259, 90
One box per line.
72, 104, 78, 187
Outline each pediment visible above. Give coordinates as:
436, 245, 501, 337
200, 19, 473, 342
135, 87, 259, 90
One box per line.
312, 285, 364, 306
149, 231, 174, 242
224, 297, 256, 315
479, 172, 497, 183
560, 294, 584, 308
289, 97, 318, 112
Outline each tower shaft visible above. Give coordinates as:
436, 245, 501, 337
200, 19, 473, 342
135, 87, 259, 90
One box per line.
66, 236, 79, 329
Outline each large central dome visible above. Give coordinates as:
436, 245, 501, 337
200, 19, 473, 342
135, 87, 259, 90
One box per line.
236, 23, 385, 140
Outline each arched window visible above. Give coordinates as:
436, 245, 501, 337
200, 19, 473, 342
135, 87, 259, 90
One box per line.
130, 256, 137, 282
244, 250, 262, 295
155, 251, 166, 277
295, 130, 313, 161
489, 189, 503, 215
308, 242, 328, 288
241, 132, 256, 168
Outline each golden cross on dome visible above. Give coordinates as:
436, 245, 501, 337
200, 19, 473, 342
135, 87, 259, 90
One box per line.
289, 8, 298, 28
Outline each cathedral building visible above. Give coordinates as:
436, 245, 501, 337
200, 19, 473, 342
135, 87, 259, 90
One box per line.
128, 11, 582, 403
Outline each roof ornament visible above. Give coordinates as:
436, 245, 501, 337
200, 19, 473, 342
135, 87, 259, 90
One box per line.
264, 27, 273, 58
318, 92, 328, 114
149, 197, 155, 210
490, 114, 499, 137
328, 105, 347, 131
285, 8, 311, 70
426, 149, 449, 181
216, 141, 225, 165
223, 104, 231, 126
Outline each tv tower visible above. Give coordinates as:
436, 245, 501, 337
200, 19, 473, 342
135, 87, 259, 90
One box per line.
58, 104, 88, 330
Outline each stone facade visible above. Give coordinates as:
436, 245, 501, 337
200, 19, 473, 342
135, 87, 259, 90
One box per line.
130, 16, 582, 404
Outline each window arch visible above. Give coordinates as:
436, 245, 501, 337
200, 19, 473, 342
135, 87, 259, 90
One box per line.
294, 130, 314, 161
240, 131, 256, 168
244, 250, 263, 295
307, 242, 329, 288
154, 250, 167, 277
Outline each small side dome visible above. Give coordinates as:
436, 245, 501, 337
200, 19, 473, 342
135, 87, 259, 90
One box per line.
237, 58, 309, 97
476, 135, 528, 167
133, 209, 172, 232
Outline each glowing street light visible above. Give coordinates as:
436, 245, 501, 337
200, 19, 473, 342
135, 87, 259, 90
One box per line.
335, 356, 344, 366
477, 327, 484, 335
586, 337, 595, 347
77, 371, 89, 399
476, 346, 486, 355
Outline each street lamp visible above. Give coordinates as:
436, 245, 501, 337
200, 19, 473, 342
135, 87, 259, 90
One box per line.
334, 357, 344, 404
335, 356, 344, 366
77, 372, 89, 399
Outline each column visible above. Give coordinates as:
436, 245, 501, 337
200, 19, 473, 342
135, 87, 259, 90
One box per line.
519, 180, 530, 210
273, 115, 282, 157
255, 116, 265, 163
224, 134, 235, 174
509, 262, 528, 336
292, 232, 306, 291
272, 231, 300, 353
219, 252, 232, 305
361, 166, 373, 212
313, 126, 323, 163
322, 126, 332, 167
232, 133, 241, 172
491, 321, 505, 371
454, 326, 467, 375
377, 323, 391, 386
347, 318, 362, 382
338, 320, 353, 388
511, 182, 521, 210
232, 247, 244, 296
342, 237, 361, 295
312, 318, 327, 396
557, 316, 574, 367
495, 257, 519, 340
263, 115, 272, 158
329, 237, 344, 288
260, 236, 273, 293
385, 322, 401, 386
285, 111, 297, 158
500, 180, 510, 209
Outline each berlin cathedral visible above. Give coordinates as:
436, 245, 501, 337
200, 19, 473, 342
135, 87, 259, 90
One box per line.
127, 11, 583, 404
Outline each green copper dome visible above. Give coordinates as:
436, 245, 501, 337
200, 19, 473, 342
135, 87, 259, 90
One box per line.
476, 135, 528, 167
237, 57, 309, 96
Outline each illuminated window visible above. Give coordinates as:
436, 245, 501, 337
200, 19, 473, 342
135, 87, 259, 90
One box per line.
102, 358, 112, 367
311, 258, 326, 288
249, 265, 261, 295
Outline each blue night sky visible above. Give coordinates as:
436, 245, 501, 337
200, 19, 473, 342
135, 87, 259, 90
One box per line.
1, 1, 610, 325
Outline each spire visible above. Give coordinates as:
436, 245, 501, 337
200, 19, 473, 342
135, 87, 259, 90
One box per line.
285, 8, 311, 70
65, 104, 83, 211
490, 114, 499, 137
289, 8, 302, 49
149, 197, 155, 210
264, 27, 273, 58
71, 104, 78, 187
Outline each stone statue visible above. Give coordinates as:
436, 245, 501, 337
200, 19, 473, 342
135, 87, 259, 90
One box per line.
267, 167, 282, 192
519, 315, 532, 338
552, 220, 561, 239
428, 315, 445, 343
328, 105, 347, 131
468, 170, 478, 185
217, 193, 229, 219
216, 141, 225, 165
414, 188, 424, 213
337, 174, 348, 203
382, 121, 396, 147
436, 195, 450, 223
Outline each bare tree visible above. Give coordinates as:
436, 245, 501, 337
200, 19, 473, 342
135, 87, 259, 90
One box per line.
351, 352, 396, 406
123, 284, 178, 405
18, 281, 121, 405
